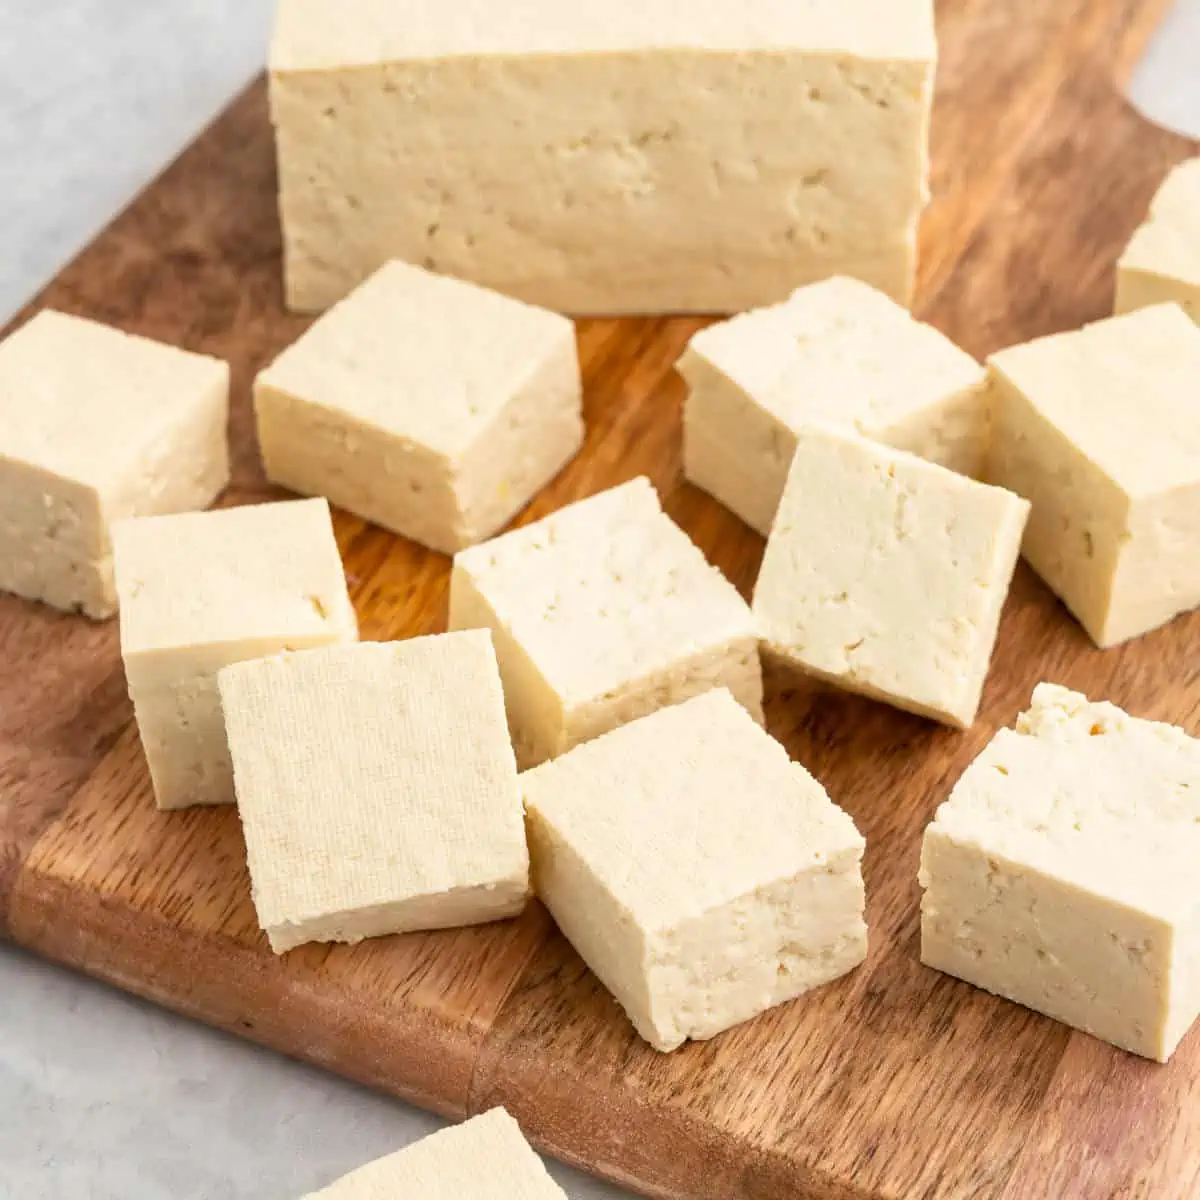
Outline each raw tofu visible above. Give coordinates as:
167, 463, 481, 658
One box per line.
255, 261, 583, 553
919, 683, 1200, 1062
218, 634, 527, 953
0, 310, 229, 619
1116, 157, 1200, 324
113, 498, 357, 810
988, 304, 1200, 647
680, 277, 988, 535
753, 426, 1029, 728
523, 688, 868, 1053
269, 0, 936, 315
302, 1108, 565, 1198
449, 476, 761, 768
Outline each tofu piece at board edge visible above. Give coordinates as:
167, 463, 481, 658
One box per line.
113, 498, 357, 811
254, 260, 583, 555
218, 634, 528, 954
523, 688, 868, 1053
0, 309, 229, 620
919, 683, 1200, 1062
449, 475, 762, 769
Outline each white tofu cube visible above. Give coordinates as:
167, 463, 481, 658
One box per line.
679, 277, 989, 535
523, 689, 868, 1053
113, 499, 357, 811
0, 311, 229, 619
449, 476, 761, 768
219, 633, 527, 953
919, 684, 1200, 1062
254, 261, 583, 554
753, 426, 1029, 728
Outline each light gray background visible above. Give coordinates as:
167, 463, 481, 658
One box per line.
1, 3, 1197, 1197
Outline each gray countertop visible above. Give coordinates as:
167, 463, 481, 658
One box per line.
2, 3, 1198, 1197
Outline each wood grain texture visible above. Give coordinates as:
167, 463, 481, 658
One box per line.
2, 2, 1198, 1196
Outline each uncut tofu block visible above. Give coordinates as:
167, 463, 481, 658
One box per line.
269, 0, 935, 315
1116, 157, 1200, 324
0, 310, 229, 619
753, 426, 1029, 728
113, 499, 357, 811
679, 278, 988, 536
302, 1109, 565, 1199
255, 262, 583, 554
988, 304, 1200, 647
524, 689, 868, 1053
920, 684, 1200, 1062
219, 634, 527, 953
449, 477, 761, 768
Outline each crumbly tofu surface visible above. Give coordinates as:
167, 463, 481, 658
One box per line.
988, 303, 1200, 647
1116, 157, 1200, 324
219, 634, 527, 953
523, 688, 868, 1053
269, 0, 935, 314
753, 426, 1029, 728
302, 1108, 565, 1199
680, 277, 988, 535
449, 476, 761, 768
113, 499, 357, 810
255, 261, 583, 553
920, 683, 1200, 1062
0, 310, 229, 619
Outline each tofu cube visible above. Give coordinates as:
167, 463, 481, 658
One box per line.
219, 633, 527, 953
919, 684, 1200, 1062
679, 277, 989, 536
302, 1109, 565, 1199
988, 304, 1200, 647
1116, 157, 1200, 324
449, 476, 761, 768
113, 499, 357, 811
523, 689, 868, 1053
269, 1, 935, 315
0, 311, 229, 619
254, 261, 583, 554
753, 426, 1029, 728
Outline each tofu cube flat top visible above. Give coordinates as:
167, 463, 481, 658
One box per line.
219, 633, 527, 954
754, 425, 1029, 728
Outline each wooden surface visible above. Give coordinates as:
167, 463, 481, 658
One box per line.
2, 3, 1198, 1196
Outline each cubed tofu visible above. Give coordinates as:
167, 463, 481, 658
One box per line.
919, 683, 1200, 1062
0, 311, 229, 619
269, 0, 936, 314
218, 634, 527, 953
1116, 157, 1200, 324
988, 304, 1200, 647
753, 426, 1029, 728
254, 261, 583, 554
679, 277, 989, 535
523, 688, 868, 1053
113, 499, 357, 810
449, 476, 761, 768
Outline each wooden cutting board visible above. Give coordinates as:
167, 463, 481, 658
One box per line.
3, 2, 1198, 1196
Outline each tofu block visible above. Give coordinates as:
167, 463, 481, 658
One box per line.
255, 262, 583, 554
219, 634, 528, 953
1116, 157, 1200, 324
523, 689, 868, 1052
0, 310, 229, 619
680, 278, 989, 535
303, 1108, 565, 1198
113, 499, 357, 811
988, 304, 1200, 647
753, 426, 1029, 727
269, 0, 936, 315
449, 477, 761, 768
919, 683, 1200, 1062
